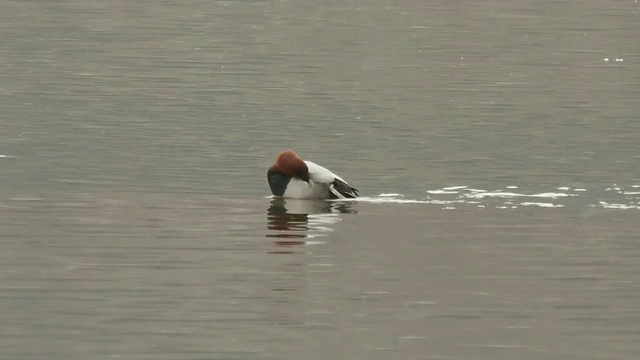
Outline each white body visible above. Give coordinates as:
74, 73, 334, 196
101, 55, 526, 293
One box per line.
282, 161, 350, 199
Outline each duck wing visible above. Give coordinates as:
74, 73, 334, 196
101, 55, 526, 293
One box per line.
329, 178, 359, 199
305, 160, 358, 199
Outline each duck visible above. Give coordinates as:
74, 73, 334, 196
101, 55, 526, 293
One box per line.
267, 150, 359, 199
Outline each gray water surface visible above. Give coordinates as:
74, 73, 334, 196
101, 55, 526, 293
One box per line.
1, 0, 639, 359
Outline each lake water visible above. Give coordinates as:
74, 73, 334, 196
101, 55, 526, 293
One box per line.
1, 0, 639, 359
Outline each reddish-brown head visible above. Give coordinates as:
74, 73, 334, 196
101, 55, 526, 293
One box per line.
274, 150, 309, 182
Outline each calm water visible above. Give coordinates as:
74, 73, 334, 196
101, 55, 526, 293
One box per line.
1, 0, 639, 359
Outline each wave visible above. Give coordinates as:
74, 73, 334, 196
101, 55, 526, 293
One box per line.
349, 184, 640, 210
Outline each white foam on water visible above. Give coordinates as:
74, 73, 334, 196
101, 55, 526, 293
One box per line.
429, 200, 465, 205
520, 202, 564, 208
427, 190, 459, 194
598, 202, 640, 210
464, 191, 569, 199
443, 186, 467, 190
357, 196, 430, 204
557, 187, 570, 191
532, 192, 571, 198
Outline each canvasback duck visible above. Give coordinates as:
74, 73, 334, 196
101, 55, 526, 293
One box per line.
267, 150, 359, 199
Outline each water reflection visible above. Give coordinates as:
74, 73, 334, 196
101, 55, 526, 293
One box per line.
266, 198, 355, 251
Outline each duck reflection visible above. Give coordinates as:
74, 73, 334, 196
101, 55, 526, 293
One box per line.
266, 198, 355, 251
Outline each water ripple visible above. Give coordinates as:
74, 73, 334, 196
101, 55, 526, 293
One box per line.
354, 184, 640, 210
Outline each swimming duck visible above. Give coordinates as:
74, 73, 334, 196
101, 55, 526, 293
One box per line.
267, 150, 358, 199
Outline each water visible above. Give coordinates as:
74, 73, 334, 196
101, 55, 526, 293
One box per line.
1, 0, 639, 359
